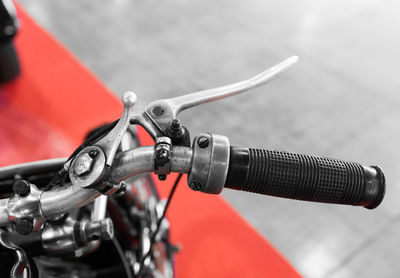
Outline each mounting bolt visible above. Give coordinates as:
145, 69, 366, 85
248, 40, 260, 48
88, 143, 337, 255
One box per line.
15, 219, 33, 235
116, 182, 127, 196
100, 218, 114, 240
169, 119, 184, 137
13, 180, 31, 197
198, 137, 209, 148
74, 153, 94, 176
157, 149, 169, 160
158, 175, 167, 181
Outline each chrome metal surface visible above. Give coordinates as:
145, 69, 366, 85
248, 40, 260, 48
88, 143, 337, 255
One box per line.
91, 195, 108, 221
96, 91, 137, 166
154, 137, 172, 177
41, 218, 114, 255
40, 185, 100, 219
188, 134, 230, 194
68, 91, 136, 189
0, 199, 8, 224
130, 112, 164, 139
144, 56, 298, 134
79, 218, 114, 242
41, 219, 75, 255
109, 145, 192, 183
0, 229, 30, 278
0, 144, 192, 228
108, 146, 154, 184
0, 158, 66, 180
7, 184, 44, 230
78, 195, 108, 256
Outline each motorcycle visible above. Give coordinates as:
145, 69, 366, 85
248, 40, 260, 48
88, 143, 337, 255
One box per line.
0, 53, 385, 278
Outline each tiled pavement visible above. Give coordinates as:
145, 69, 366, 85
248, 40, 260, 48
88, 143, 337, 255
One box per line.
18, 0, 400, 277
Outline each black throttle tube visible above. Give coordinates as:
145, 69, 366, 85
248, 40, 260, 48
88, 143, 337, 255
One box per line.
224, 147, 385, 209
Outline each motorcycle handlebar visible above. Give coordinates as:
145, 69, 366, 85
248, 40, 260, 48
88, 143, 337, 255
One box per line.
0, 139, 386, 227
224, 147, 385, 209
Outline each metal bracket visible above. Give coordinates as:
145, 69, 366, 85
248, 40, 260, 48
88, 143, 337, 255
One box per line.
154, 137, 172, 180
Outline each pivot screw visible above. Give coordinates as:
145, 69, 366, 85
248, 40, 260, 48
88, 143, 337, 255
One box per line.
15, 219, 33, 235
198, 137, 209, 148
152, 106, 165, 117
13, 180, 31, 197
74, 153, 94, 176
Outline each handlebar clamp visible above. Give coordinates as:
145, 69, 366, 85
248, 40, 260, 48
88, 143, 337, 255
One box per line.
154, 137, 172, 181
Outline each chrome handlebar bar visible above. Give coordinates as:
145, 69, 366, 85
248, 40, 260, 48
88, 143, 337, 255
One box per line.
0, 145, 195, 226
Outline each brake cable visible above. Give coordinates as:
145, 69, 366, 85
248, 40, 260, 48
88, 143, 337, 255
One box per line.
137, 173, 182, 276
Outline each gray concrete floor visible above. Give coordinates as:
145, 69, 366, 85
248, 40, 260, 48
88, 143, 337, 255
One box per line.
17, 0, 400, 277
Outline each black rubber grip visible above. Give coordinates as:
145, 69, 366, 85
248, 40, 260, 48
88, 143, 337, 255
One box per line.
225, 147, 385, 209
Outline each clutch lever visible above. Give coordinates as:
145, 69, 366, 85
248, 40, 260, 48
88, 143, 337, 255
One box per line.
140, 56, 298, 137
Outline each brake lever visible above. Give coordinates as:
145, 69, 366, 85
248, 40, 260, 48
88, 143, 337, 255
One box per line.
69, 56, 298, 189
139, 56, 298, 137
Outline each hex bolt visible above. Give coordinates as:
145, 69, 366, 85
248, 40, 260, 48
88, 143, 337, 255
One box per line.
13, 180, 31, 197
157, 149, 169, 160
116, 182, 127, 196
15, 219, 33, 235
74, 153, 94, 176
198, 137, 209, 148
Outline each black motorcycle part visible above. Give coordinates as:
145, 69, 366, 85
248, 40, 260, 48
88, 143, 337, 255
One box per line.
225, 147, 385, 209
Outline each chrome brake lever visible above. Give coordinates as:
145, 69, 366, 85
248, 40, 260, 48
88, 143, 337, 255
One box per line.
141, 56, 298, 137
69, 92, 137, 189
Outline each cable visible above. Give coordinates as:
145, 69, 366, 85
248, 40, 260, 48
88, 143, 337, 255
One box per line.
137, 173, 182, 276
112, 236, 134, 278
